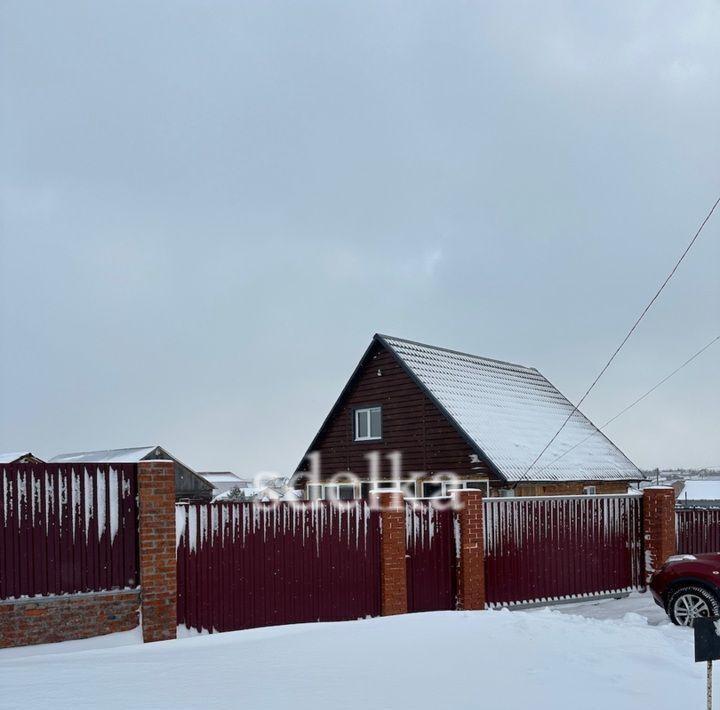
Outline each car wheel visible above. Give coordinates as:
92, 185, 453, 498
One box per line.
667, 585, 720, 626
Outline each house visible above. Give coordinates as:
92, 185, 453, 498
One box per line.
49, 446, 214, 503
292, 334, 645, 499
673, 480, 720, 508
200, 471, 253, 500
0, 451, 45, 465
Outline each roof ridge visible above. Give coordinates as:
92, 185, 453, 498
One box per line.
375, 333, 536, 372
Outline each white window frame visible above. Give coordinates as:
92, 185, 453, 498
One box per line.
306, 483, 324, 500
362, 480, 418, 498
441, 480, 490, 496
324, 483, 358, 501
354, 406, 382, 441
583, 485, 597, 496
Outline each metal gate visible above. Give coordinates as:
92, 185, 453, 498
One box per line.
484, 494, 644, 606
677, 508, 720, 554
405, 501, 456, 612
177, 501, 381, 633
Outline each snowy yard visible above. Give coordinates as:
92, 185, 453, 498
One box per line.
0, 593, 708, 710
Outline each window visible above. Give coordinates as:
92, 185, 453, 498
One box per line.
354, 406, 382, 441
583, 485, 597, 496
423, 480, 489, 497
325, 483, 357, 500
306, 483, 324, 501
422, 481, 443, 498
360, 480, 418, 499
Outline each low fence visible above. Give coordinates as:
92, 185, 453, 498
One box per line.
176, 501, 381, 633
405, 502, 455, 613
484, 494, 644, 606
0, 463, 138, 599
677, 508, 720, 554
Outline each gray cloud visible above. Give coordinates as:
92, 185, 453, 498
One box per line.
1, 1, 718, 474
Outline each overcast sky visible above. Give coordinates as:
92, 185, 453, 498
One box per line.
1, 1, 718, 476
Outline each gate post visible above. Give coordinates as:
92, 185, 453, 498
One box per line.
372, 490, 408, 616
453, 490, 486, 610
137, 460, 177, 642
642, 487, 677, 584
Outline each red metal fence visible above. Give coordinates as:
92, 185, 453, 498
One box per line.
677, 508, 720, 554
405, 501, 456, 612
0, 463, 138, 599
484, 495, 644, 606
176, 501, 381, 633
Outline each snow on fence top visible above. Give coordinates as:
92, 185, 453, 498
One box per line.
176, 500, 376, 556
0, 463, 139, 599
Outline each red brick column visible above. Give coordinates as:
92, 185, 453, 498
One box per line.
372, 491, 408, 616
453, 490, 486, 610
643, 487, 677, 583
137, 460, 177, 642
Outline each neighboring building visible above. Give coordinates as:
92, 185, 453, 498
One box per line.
0, 451, 45, 465
49, 446, 214, 503
254, 477, 302, 503
200, 471, 253, 500
674, 480, 720, 508
293, 334, 645, 499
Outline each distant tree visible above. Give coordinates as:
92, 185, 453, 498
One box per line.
224, 486, 253, 502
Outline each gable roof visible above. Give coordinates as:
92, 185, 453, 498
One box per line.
0, 451, 42, 464
376, 334, 642, 483
49, 446, 214, 492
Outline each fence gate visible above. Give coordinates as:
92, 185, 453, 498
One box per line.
176, 501, 381, 633
405, 502, 456, 612
677, 508, 720, 554
484, 494, 644, 607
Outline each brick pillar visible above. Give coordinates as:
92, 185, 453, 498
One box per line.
643, 487, 677, 583
137, 460, 177, 642
453, 490, 486, 610
372, 490, 408, 616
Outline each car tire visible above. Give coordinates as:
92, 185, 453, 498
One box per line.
667, 585, 720, 626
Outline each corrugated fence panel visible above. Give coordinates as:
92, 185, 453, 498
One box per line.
0, 463, 138, 599
677, 508, 720, 554
176, 501, 381, 633
484, 495, 644, 606
405, 502, 455, 612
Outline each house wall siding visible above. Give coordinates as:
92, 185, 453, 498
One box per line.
512, 481, 630, 496
299, 343, 491, 482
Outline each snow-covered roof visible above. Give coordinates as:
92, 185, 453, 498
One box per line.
0, 451, 35, 464
677, 480, 720, 501
378, 334, 642, 483
49, 446, 161, 464
200, 472, 248, 484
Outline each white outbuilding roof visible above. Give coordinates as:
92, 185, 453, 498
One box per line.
677, 480, 720, 502
49, 446, 161, 464
378, 334, 642, 483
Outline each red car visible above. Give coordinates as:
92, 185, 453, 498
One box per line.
650, 553, 720, 625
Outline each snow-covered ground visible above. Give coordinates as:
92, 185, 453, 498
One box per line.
0, 593, 707, 710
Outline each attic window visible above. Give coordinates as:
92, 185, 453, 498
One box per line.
354, 406, 382, 441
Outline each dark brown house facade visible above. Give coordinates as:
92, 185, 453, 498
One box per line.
293, 334, 645, 499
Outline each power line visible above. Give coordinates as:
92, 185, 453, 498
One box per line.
519, 191, 720, 480
533, 333, 720, 475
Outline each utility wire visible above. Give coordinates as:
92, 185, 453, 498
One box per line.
533, 333, 720, 475
519, 192, 720, 480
